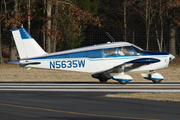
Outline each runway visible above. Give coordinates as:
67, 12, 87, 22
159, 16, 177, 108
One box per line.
0, 82, 180, 120
0, 91, 180, 120
0, 82, 180, 92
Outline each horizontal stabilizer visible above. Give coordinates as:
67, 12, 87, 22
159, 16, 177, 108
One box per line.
127, 58, 160, 64
8, 61, 20, 64
8, 61, 41, 65
20, 62, 41, 65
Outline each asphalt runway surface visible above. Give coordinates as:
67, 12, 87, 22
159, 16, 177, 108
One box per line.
0, 82, 180, 120
1, 82, 180, 92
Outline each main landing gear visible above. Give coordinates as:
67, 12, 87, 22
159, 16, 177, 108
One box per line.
111, 73, 132, 84
91, 73, 110, 83
119, 81, 129, 84
99, 78, 108, 83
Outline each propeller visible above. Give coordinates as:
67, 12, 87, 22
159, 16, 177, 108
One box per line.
169, 54, 175, 61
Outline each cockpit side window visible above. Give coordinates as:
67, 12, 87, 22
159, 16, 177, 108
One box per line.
103, 48, 117, 57
118, 46, 134, 55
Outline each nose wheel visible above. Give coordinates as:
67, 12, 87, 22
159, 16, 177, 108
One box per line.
141, 70, 164, 83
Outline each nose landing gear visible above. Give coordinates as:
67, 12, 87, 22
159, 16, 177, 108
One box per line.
141, 70, 164, 83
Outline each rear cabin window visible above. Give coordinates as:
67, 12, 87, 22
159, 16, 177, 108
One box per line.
103, 48, 117, 57
118, 46, 134, 55
89, 50, 102, 58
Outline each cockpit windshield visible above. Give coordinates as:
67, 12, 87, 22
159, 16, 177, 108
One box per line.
132, 45, 144, 55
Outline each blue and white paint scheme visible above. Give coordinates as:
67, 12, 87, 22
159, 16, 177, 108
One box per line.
9, 26, 175, 84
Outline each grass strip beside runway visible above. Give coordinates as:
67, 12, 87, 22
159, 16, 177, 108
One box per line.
105, 93, 180, 102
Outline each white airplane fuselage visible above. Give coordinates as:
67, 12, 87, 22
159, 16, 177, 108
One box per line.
20, 44, 170, 73
10, 26, 175, 84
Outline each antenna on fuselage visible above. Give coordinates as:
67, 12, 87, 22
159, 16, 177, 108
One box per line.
106, 32, 115, 42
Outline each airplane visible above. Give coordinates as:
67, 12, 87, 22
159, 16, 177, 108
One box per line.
9, 26, 175, 84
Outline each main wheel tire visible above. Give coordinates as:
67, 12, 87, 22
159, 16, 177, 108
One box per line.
99, 78, 108, 83
152, 80, 161, 83
119, 81, 128, 84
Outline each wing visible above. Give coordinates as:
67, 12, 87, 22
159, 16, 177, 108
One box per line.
98, 58, 160, 73
92, 58, 160, 79
113, 58, 160, 73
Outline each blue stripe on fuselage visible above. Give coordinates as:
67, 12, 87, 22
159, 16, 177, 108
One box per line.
89, 56, 167, 61
26, 49, 103, 60
141, 51, 169, 55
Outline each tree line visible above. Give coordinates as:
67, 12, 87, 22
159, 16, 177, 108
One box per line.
0, 0, 179, 63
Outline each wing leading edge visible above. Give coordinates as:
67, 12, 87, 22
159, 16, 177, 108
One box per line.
126, 58, 160, 64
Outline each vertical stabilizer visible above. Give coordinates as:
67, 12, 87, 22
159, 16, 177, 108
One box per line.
11, 27, 46, 59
